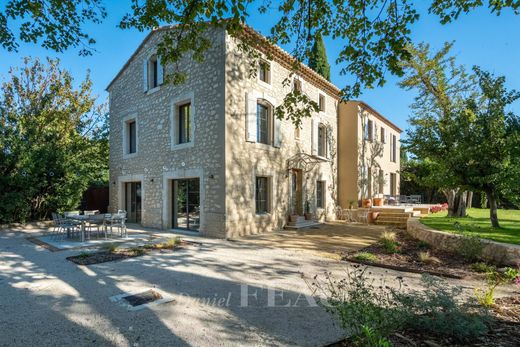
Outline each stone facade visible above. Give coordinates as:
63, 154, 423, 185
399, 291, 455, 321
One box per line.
108, 25, 399, 238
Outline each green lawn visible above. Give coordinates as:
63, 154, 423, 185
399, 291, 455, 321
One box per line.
420, 208, 520, 245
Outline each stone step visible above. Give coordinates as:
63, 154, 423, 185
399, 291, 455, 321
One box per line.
376, 216, 409, 222
287, 216, 308, 225
370, 206, 414, 213
374, 220, 407, 228
284, 220, 321, 230
413, 207, 430, 215
376, 212, 413, 217
412, 211, 422, 217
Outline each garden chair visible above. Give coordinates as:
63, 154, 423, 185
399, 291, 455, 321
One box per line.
107, 212, 127, 238
51, 212, 79, 240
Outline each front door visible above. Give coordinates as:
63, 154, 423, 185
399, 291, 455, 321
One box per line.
125, 182, 142, 223
172, 178, 200, 231
290, 169, 303, 215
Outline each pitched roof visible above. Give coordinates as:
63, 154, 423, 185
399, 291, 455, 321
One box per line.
106, 23, 341, 98
347, 100, 403, 133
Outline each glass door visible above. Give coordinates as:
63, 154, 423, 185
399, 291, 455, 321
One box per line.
125, 182, 142, 223
172, 178, 200, 231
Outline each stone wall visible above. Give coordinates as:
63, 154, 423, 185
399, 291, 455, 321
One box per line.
407, 218, 520, 266
223, 34, 340, 238
108, 27, 227, 236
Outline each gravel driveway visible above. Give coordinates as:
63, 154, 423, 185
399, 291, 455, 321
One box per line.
0, 227, 515, 347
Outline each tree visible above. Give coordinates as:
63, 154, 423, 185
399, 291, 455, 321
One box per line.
0, 57, 108, 223
400, 42, 476, 217
1, 0, 518, 104
308, 33, 330, 81
401, 42, 520, 227
458, 67, 520, 227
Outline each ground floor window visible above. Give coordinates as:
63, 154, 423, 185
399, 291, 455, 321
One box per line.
316, 181, 325, 208
255, 176, 270, 214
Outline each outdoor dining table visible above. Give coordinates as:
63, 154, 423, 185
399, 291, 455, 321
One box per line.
66, 214, 108, 242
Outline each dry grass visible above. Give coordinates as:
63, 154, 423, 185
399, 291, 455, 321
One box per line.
418, 251, 441, 265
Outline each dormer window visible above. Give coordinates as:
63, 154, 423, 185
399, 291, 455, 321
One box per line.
143, 54, 163, 92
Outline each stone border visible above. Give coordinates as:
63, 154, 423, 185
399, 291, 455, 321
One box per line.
407, 218, 520, 266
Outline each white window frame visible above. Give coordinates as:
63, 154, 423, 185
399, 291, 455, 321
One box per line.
122, 113, 138, 159
170, 92, 195, 150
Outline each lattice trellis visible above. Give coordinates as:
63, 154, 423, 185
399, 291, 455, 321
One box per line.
286, 152, 325, 173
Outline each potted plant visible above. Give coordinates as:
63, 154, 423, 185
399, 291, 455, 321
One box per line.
362, 198, 372, 208
304, 200, 313, 220
373, 195, 384, 207
349, 200, 356, 209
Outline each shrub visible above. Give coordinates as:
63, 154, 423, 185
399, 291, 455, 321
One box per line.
102, 243, 119, 253
130, 247, 146, 256
77, 252, 91, 259
379, 231, 399, 254
418, 251, 441, 265
474, 268, 519, 308
354, 252, 377, 262
380, 231, 396, 242
470, 262, 495, 273
396, 275, 489, 341
417, 240, 430, 249
456, 234, 484, 262
308, 267, 489, 345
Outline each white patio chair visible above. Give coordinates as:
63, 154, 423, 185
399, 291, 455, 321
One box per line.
107, 212, 127, 238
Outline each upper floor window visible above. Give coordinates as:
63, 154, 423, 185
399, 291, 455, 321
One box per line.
259, 61, 271, 84
319, 94, 326, 112
128, 120, 136, 154
123, 116, 138, 157
365, 119, 374, 141
178, 103, 191, 144
318, 124, 327, 157
380, 127, 386, 143
293, 79, 302, 93
295, 126, 300, 140
257, 102, 272, 145
390, 134, 397, 162
143, 54, 163, 92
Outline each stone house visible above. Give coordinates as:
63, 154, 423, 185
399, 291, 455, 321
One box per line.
107, 25, 400, 238
337, 101, 402, 208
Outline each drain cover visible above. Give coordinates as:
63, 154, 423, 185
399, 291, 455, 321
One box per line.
110, 288, 174, 311
123, 289, 163, 307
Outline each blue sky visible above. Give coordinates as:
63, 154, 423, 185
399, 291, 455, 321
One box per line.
1, 2, 519, 133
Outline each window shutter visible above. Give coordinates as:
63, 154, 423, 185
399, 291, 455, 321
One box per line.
273, 116, 281, 148
311, 119, 318, 155
143, 59, 148, 92
383, 128, 388, 143
157, 56, 164, 85
245, 92, 257, 142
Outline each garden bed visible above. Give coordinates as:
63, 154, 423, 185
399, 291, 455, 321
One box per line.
342, 230, 485, 280
67, 238, 189, 265
327, 295, 520, 347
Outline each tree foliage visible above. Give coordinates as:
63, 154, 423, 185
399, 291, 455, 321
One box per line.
0, 57, 108, 223
308, 33, 330, 81
1, 1, 519, 99
400, 42, 520, 227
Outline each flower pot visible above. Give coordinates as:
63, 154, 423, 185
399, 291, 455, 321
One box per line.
289, 214, 299, 222
304, 213, 313, 220
373, 197, 384, 206
362, 199, 372, 208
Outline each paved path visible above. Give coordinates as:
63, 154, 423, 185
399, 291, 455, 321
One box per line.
0, 227, 516, 347
236, 222, 384, 259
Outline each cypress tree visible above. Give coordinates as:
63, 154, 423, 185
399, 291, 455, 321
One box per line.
308, 33, 331, 81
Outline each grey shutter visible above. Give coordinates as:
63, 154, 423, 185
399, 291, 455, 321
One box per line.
157, 56, 164, 85
311, 119, 318, 155
246, 92, 257, 142
273, 116, 281, 148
